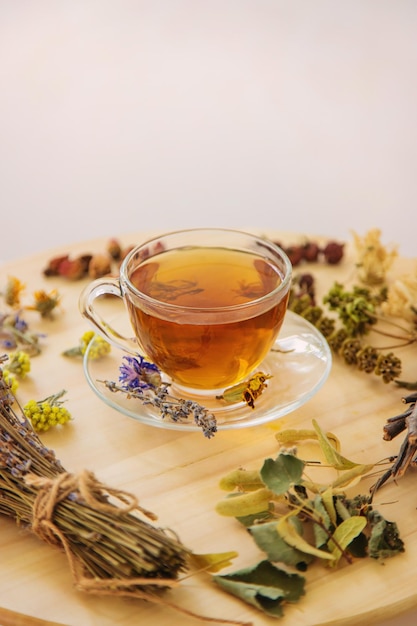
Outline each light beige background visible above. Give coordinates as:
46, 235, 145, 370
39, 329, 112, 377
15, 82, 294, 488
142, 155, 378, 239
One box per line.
1, 0, 415, 264
0, 3, 416, 624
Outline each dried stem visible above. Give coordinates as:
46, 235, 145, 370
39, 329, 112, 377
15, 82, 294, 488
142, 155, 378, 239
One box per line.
372, 396, 417, 496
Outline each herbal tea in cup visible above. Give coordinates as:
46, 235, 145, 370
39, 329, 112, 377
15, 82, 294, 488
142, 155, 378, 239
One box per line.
79, 229, 292, 393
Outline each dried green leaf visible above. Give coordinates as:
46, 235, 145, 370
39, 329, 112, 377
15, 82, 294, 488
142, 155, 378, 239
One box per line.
215, 488, 273, 518
190, 551, 239, 573
275, 428, 341, 450
213, 560, 305, 618
249, 520, 314, 570
334, 496, 351, 521
321, 488, 337, 527
312, 419, 360, 470
260, 453, 305, 495
331, 464, 374, 489
328, 516, 367, 566
219, 469, 263, 492
277, 515, 335, 561
368, 510, 405, 559
312, 495, 333, 550
236, 509, 274, 527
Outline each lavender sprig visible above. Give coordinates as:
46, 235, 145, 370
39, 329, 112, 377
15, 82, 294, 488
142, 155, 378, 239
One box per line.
103, 355, 218, 438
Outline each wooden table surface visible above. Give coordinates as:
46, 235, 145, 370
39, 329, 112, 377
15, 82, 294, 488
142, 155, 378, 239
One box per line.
0, 231, 416, 626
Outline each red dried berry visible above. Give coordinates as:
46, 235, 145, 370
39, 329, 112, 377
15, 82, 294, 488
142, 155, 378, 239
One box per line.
107, 238, 122, 261
285, 245, 304, 267
302, 242, 320, 262
322, 241, 344, 264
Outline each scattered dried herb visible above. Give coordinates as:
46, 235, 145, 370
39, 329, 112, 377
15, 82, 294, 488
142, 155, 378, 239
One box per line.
352, 228, 398, 286
62, 331, 111, 360
100, 354, 218, 438
271, 238, 345, 268
218, 372, 272, 409
42, 238, 135, 280
289, 278, 416, 385
215, 423, 404, 618
99, 355, 273, 436
0, 277, 63, 357
23, 390, 72, 432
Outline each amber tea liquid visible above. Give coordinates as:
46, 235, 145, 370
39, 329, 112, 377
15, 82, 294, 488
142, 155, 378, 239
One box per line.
128, 246, 288, 391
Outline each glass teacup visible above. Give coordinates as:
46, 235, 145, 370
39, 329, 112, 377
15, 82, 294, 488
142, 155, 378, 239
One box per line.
79, 229, 292, 394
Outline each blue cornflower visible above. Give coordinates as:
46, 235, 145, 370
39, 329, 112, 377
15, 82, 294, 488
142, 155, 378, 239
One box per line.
13, 313, 28, 332
119, 355, 161, 391
0, 334, 16, 349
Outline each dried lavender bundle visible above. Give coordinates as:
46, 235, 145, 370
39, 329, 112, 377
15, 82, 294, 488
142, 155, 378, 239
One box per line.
0, 360, 253, 626
0, 360, 189, 598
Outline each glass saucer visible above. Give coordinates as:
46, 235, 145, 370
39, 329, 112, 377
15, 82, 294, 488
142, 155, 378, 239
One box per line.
83, 311, 332, 432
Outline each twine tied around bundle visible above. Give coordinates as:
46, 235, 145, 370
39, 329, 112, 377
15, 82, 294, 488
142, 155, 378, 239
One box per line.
25, 470, 178, 592
24, 470, 252, 626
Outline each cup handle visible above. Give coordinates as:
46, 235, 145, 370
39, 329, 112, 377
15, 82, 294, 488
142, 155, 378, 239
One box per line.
79, 277, 138, 355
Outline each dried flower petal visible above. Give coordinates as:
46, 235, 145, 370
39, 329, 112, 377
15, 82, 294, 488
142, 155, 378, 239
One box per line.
352, 229, 397, 285
221, 372, 272, 409
26, 289, 61, 318
4, 276, 25, 308
381, 264, 417, 323
88, 254, 112, 279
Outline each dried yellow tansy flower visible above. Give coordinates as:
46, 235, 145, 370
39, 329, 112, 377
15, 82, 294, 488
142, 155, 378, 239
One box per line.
382, 264, 417, 323
4, 276, 25, 308
352, 229, 397, 286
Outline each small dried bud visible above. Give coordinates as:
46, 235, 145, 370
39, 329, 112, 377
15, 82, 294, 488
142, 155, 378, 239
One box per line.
107, 238, 122, 261
302, 242, 320, 262
43, 255, 70, 277
58, 257, 88, 280
323, 242, 344, 265
298, 273, 315, 292
285, 245, 304, 267
88, 254, 112, 279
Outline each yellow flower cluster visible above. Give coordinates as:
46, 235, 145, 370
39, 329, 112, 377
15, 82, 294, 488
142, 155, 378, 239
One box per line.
3, 370, 18, 395
24, 397, 72, 432
4, 276, 25, 307
80, 331, 111, 359
6, 351, 31, 378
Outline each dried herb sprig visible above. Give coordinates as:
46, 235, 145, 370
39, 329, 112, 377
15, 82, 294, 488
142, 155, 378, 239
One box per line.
101, 355, 217, 438
371, 392, 417, 495
214, 423, 404, 617
0, 311, 43, 356
289, 279, 415, 384
100, 356, 272, 435
0, 357, 251, 626
0, 357, 187, 589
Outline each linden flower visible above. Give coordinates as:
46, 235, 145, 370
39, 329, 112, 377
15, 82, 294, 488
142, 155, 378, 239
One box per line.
220, 372, 272, 409
381, 265, 417, 323
352, 229, 398, 286
4, 276, 25, 308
